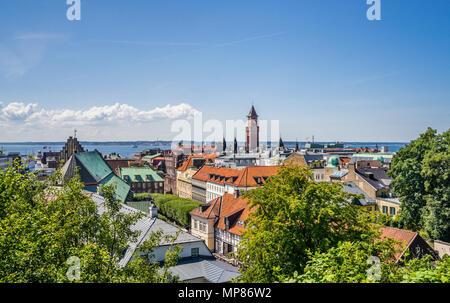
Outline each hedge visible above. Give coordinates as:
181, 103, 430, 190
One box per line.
150, 194, 201, 227
133, 193, 153, 201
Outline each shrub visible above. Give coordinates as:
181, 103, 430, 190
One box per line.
150, 194, 201, 227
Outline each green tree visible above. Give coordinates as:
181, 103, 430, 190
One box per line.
389, 128, 450, 241
235, 165, 380, 283
0, 162, 180, 282
421, 129, 450, 241
283, 241, 450, 283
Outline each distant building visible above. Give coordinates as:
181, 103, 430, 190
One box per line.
341, 181, 376, 213
164, 151, 188, 195
176, 154, 215, 199
59, 136, 84, 164
119, 166, 165, 194
380, 227, 440, 263
205, 166, 280, 202
191, 165, 216, 203
285, 152, 326, 182
61, 150, 131, 202
41, 151, 60, 169
0, 152, 21, 169
246, 106, 259, 153
105, 159, 132, 176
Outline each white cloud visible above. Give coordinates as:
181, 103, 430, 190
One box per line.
1, 102, 199, 126
0, 102, 38, 121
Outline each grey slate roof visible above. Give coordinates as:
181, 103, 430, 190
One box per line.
89, 193, 207, 268
168, 258, 240, 283
303, 153, 325, 163
355, 167, 392, 191
341, 181, 376, 206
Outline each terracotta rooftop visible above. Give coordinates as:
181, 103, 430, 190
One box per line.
177, 153, 216, 172
285, 153, 307, 166
233, 166, 280, 187
189, 196, 222, 219
193, 165, 280, 187
216, 193, 252, 236
379, 226, 418, 260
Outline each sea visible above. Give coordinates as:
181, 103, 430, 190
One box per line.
0, 141, 408, 158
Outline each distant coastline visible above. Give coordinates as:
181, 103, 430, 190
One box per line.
0, 141, 408, 145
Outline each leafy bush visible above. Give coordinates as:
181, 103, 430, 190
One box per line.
133, 193, 153, 201
151, 194, 201, 227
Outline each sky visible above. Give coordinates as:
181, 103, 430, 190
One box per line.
0, 0, 449, 142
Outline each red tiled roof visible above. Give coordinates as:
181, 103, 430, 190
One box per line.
189, 196, 222, 219
379, 226, 418, 260
216, 193, 253, 236
177, 153, 217, 172
339, 157, 351, 165
233, 166, 280, 187
285, 153, 307, 166
192, 165, 219, 182
193, 165, 280, 187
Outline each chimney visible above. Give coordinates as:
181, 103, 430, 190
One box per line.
234, 189, 240, 199
149, 203, 158, 219
224, 217, 229, 230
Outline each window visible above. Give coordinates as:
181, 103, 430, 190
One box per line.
194, 220, 198, 230
191, 247, 199, 257
390, 207, 396, 216
382, 206, 388, 214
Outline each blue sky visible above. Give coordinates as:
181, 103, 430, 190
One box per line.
0, 0, 449, 142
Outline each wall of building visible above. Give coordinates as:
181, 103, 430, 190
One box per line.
150, 241, 212, 262
191, 216, 216, 250
434, 240, 450, 259
215, 228, 242, 257
375, 198, 400, 217
191, 179, 206, 203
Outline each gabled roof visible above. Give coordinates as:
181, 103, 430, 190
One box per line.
75, 151, 112, 182
99, 173, 133, 203
233, 166, 280, 187
62, 151, 131, 202
285, 153, 307, 166
190, 196, 222, 219
195, 165, 280, 187
216, 193, 252, 236
379, 226, 418, 261
89, 193, 210, 268
178, 153, 216, 172
192, 165, 217, 182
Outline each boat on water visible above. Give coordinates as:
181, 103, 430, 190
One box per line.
132, 144, 138, 148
